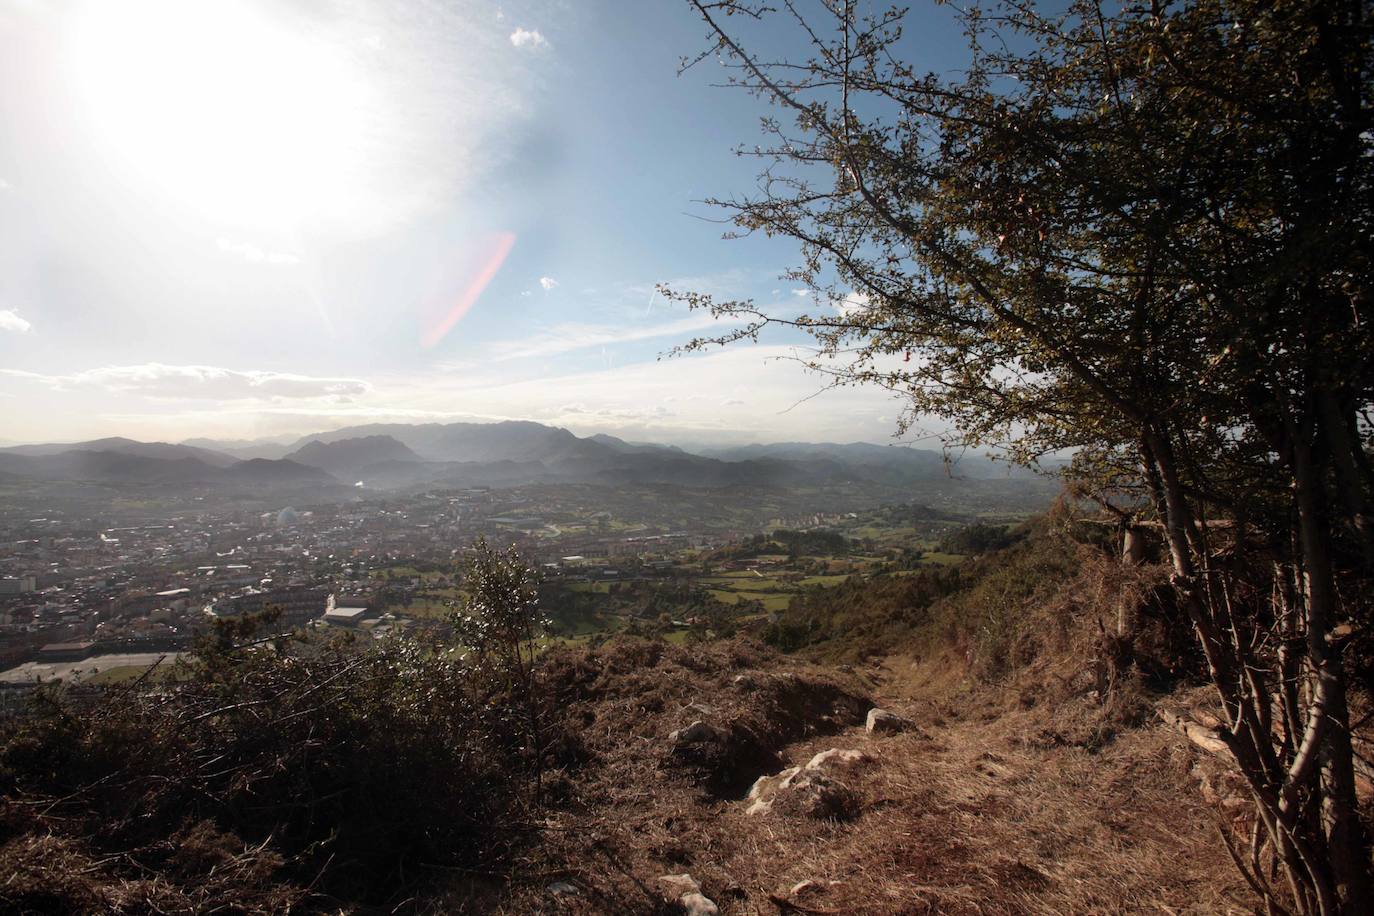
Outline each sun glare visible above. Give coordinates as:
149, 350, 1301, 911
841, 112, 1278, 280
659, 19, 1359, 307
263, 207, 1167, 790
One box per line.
67, 0, 377, 234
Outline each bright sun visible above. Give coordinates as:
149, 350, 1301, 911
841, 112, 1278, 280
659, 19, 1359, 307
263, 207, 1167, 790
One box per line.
67, 0, 377, 234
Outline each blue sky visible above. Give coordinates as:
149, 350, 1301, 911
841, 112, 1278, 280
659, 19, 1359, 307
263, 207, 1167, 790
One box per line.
0, 0, 968, 446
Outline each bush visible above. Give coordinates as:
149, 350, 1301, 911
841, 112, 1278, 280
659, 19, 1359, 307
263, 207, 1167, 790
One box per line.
0, 544, 566, 910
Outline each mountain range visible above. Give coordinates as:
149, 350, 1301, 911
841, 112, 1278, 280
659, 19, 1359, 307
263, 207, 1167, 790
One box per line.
0, 421, 1053, 494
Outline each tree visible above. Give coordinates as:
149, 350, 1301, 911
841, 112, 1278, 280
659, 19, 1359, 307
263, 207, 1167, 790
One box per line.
667, 1, 1372, 911
449, 538, 551, 799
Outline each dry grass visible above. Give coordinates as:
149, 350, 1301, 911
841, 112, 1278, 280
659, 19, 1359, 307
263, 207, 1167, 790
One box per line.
0, 814, 305, 914
0, 544, 1292, 915
454, 636, 1259, 915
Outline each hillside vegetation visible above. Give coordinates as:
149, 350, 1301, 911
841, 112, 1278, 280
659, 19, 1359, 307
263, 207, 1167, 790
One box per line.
4, 514, 1346, 913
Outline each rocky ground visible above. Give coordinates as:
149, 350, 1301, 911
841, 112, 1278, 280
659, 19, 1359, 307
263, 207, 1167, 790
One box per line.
440, 639, 1257, 915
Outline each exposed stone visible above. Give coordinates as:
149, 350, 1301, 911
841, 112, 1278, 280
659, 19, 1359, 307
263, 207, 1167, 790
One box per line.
745, 766, 800, 816
865, 708, 913, 734
657, 875, 719, 916
546, 881, 578, 896
745, 764, 861, 820
805, 747, 871, 773
681, 891, 720, 915
669, 720, 721, 746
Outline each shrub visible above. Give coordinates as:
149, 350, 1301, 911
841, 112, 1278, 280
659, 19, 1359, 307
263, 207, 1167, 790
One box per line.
1, 543, 564, 910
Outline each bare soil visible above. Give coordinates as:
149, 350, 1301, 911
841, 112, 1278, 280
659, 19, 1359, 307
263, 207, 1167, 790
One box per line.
451, 640, 1258, 915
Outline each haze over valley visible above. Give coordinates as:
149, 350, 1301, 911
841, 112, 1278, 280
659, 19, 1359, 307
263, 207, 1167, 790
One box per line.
1, 1, 1368, 913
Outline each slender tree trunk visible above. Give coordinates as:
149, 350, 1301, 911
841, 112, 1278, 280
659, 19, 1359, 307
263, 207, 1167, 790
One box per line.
1291, 425, 1372, 912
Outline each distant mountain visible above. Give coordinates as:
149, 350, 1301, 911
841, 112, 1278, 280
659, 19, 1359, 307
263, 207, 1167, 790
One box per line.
285, 436, 422, 475
0, 436, 239, 468
0, 448, 335, 490
696, 441, 1044, 481
181, 436, 294, 461
286, 420, 607, 464
586, 433, 684, 455
0, 450, 220, 484
219, 458, 336, 486
0, 422, 1057, 495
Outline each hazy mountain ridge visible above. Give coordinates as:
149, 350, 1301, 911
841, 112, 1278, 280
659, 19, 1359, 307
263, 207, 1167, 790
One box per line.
0, 421, 1057, 493
284, 435, 422, 474
696, 441, 1046, 480
0, 436, 240, 468
0, 448, 335, 491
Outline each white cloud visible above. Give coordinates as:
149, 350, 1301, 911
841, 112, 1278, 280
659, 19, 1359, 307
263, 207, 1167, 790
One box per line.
2, 364, 369, 401
216, 238, 302, 265
791, 288, 810, 298
835, 291, 870, 317
539, 276, 558, 290
0, 178, 12, 192
2, 348, 933, 446
509, 27, 547, 49
447, 345, 911, 442
482, 313, 742, 362
0, 310, 31, 333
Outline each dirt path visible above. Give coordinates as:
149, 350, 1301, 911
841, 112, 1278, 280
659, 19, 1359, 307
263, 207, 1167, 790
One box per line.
696, 662, 1254, 914
492, 648, 1256, 915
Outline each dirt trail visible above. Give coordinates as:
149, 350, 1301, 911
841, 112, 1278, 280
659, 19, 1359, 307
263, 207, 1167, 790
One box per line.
701, 660, 1254, 914
502, 648, 1256, 915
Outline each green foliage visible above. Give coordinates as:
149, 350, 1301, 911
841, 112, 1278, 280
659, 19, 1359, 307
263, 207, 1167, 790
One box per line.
937, 522, 1020, 557
721, 528, 856, 559
448, 538, 552, 796
765, 515, 1076, 673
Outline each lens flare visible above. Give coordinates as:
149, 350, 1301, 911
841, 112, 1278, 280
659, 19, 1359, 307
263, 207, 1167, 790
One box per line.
421, 232, 516, 349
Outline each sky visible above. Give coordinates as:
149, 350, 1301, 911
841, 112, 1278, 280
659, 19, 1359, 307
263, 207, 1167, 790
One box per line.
0, 0, 969, 447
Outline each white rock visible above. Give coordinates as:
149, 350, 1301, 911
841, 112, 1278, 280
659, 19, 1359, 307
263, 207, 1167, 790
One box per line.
746, 765, 860, 820
805, 748, 871, 772
865, 708, 912, 734
746, 766, 800, 815
547, 881, 578, 896
681, 892, 720, 916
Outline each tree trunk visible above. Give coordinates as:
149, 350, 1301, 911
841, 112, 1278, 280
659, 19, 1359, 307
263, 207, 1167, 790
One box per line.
1291, 426, 1373, 913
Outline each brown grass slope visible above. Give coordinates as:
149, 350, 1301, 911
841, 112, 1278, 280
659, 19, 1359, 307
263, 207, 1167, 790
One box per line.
9, 522, 1356, 914
455, 639, 1258, 913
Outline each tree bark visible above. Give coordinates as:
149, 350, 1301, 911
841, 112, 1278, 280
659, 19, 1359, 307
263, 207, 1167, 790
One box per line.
1291, 417, 1372, 913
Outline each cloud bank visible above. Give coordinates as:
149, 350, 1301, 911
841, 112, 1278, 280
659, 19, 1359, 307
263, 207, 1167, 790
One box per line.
0, 310, 31, 333
2, 364, 370, 401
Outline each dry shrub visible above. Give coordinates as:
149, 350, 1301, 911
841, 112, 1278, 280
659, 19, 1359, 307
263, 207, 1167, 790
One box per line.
0, 620, 570, 910
540, 637, 870, 800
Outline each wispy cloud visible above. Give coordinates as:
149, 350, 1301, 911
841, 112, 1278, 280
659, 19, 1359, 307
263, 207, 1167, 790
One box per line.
2, 364, 369, 401
482, 313, 741, 362
835, 291, 870, 317
0, 310, 31, 333
509, 27, 547, 49
539, 276, 558, 291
